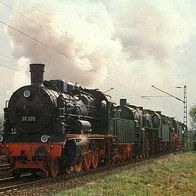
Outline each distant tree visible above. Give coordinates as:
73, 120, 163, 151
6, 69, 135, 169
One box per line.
189, 106, 196, 127
189, 105, 196, 149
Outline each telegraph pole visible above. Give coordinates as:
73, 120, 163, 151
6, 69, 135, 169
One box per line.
176, 86, 187, 127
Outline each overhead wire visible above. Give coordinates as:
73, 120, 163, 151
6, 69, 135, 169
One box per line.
0, 53, 14, 60
0, 63, 26, 74
0, 0, 35, 23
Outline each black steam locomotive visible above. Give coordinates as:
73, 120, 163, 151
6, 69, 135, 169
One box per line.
0, 64, 184, 177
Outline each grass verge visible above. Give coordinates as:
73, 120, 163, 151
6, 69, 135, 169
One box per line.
55, 152, 196, 196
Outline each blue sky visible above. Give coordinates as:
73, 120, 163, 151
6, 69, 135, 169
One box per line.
0, 0, 196, 124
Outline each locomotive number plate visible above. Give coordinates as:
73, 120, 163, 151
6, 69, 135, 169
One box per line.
21, 116, 36, 122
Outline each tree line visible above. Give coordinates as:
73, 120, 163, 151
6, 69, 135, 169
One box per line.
189, 106, 196, 150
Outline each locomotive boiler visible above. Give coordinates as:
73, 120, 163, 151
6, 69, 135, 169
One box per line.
6, 64, 109, 135
0, 64, 184, 177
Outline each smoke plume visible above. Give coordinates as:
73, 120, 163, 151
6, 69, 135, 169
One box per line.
7, 1, 124, 87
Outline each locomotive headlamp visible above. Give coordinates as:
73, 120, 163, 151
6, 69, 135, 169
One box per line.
0, 135, 3, 143
41, 135, 50, 143
24, 90, 31, 98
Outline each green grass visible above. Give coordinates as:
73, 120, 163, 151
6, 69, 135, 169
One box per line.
55, 152, 196, 196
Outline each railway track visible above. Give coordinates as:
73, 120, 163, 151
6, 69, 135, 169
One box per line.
0, 155, 6, 162
0, 152, 177, 195
0, 155, 11, 178
0, 163, 10, 172
0, 173, 33, 185
0, 163, 11, 179
0, 177, 46, 194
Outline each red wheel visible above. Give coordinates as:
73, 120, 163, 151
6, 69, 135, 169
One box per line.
65, 167, 71, 175
50, 159, 59, 177
92, 151, 99, 169
83, 153, 91, 171
74, 161, 82, 173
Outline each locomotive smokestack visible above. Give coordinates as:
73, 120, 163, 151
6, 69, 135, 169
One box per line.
120, 99, 127, 106
30, 64, 45, 85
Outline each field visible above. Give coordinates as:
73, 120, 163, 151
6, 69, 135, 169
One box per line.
56, 152, 196, 196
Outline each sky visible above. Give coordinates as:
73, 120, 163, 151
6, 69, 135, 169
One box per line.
0, 0, 196, 125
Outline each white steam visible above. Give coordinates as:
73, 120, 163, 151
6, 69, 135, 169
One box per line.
7, 1, 124, 87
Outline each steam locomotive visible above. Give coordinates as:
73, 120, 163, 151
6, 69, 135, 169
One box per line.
0, 64, 184, 177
